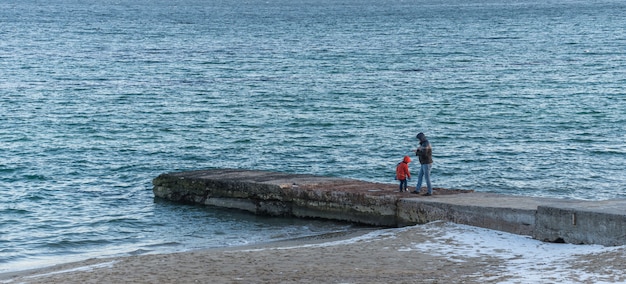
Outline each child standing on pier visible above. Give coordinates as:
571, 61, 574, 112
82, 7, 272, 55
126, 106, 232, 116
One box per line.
395, 156, 412, 192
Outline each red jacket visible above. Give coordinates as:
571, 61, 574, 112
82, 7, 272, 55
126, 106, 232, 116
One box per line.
395, 156, 411, 180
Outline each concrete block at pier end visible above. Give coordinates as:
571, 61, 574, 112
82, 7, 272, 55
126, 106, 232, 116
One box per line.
534, 201, 626, 246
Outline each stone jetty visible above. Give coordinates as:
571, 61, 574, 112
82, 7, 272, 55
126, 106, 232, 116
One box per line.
152, 169, 626, 246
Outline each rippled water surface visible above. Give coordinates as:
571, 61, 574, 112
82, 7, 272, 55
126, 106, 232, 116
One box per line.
1, 0, 625, 273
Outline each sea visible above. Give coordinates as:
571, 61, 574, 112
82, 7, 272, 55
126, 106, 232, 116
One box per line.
1, 0, 625, 274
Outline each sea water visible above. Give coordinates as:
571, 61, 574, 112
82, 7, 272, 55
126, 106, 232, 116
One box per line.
1, 0, 625, 273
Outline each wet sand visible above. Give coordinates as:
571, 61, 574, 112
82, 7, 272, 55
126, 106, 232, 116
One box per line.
2, 222, 624, 284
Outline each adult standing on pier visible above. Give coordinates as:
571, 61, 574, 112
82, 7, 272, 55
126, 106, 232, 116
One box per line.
412, 132, 433, 196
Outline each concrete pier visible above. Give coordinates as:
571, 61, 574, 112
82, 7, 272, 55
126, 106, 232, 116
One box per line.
152, 169, 626, 246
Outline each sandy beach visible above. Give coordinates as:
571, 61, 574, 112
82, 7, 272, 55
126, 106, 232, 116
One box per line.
2, 221, 624, 284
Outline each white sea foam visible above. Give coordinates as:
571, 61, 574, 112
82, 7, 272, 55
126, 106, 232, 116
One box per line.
245, 221, 625, 283
404, 222, 625, 284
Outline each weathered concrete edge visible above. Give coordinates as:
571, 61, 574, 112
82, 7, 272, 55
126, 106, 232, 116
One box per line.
397, 200, 536, 236
152, 172, 400, 226
152, 170, 626, 246
534, 206, 626, 246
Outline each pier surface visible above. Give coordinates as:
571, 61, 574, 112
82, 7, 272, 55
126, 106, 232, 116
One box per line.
153, 169, 626, 246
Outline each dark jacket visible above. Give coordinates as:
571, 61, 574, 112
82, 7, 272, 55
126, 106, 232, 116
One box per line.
416, 133, 433, 164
